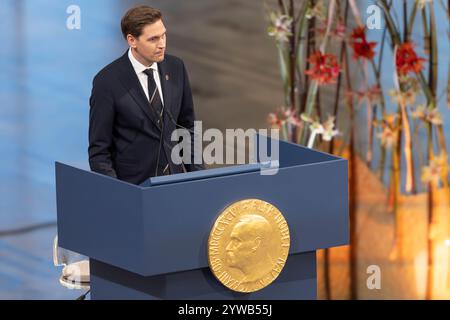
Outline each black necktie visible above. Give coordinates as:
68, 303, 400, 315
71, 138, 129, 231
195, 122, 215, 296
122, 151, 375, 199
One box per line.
143, 68, 170, 175
143, 68, 164, 127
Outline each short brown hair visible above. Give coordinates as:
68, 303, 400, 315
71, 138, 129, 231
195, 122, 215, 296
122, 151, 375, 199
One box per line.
121, 6, 162, 39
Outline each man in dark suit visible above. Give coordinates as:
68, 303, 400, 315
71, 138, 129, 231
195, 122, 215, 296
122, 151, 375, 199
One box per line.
88, 6, 203, 185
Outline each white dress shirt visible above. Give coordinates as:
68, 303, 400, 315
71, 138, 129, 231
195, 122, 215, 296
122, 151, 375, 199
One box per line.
128, 48, 164, 105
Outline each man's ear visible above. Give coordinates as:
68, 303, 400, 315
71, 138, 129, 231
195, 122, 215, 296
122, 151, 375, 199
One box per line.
127, 34, 137, 48
252, 237, 262, 252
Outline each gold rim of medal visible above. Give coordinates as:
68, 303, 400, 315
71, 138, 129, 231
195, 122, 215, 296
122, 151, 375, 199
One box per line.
207, 199, 291, 293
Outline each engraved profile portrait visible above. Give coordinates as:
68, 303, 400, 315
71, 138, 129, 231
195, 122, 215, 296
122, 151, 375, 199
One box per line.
225, 214, 275, 284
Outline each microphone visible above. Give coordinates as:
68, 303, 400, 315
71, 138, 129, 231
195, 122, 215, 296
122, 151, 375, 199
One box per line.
151, 97, 200, 176
164, 107, 204, 171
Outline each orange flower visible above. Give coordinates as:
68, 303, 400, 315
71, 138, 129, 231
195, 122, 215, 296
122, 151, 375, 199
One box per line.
377, 127, 398, 148
350, 26, 377, 60
305, 51, 341, 84
374, 114, 400, 148
396, 42, 426, 75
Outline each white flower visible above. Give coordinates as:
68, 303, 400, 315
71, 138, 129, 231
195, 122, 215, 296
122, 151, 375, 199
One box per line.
410, 104, 426, 119
321, 115, 340, 141
268, 14, 293, 43
302, 113, 340, 147
410, 104, 443, 125
374, 114, 399, 148
305, 1, 326, 20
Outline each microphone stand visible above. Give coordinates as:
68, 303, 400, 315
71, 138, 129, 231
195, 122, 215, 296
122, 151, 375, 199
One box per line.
154, 107, 165, 177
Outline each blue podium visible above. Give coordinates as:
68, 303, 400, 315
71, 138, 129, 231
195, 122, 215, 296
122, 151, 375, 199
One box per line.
55, 137, 348, 299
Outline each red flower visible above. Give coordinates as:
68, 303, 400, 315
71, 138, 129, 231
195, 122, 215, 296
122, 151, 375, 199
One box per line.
352, 41, 377, 60
396, 42, 426, 75
305, 51, 341, 84
350, 26, 377, 60
351, 26, 366, 40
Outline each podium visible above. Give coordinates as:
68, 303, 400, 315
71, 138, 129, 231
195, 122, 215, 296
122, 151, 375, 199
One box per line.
56, 137, 348, 299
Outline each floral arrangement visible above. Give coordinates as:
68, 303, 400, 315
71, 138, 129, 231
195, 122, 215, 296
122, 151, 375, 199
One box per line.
265, 0, 449, 299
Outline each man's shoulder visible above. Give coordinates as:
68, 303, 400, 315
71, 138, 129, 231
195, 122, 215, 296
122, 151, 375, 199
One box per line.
163, 53, 183, 64
92, 53, 127, 84
162, 54, 186, 70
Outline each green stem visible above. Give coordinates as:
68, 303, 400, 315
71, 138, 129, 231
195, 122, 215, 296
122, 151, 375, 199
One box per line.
406, 1, 418, 41
370, 59, 387, 117
299, 81, 319, 145
428, 1, 438, 99
281, 123, 289, 141
378, 0, 402, 46
276, 43, 291, 107
278, 0, 288, 15
417, 72, 434, 106
403, 0, 408, 41
289, 0, 296, 112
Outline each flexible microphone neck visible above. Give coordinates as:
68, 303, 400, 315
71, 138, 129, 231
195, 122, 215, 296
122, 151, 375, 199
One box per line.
154, 113, 165, 177
164, 107, 196, 135
154, 106, 199, 177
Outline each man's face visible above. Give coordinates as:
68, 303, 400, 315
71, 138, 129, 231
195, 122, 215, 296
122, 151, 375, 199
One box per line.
225, 224, 259, 269
128, 19, 166, 65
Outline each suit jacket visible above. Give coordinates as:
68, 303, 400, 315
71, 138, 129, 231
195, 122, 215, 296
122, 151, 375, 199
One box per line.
88, 50, 203, 185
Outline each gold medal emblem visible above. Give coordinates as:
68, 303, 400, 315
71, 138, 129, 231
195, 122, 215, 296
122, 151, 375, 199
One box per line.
208, 199, 290, 293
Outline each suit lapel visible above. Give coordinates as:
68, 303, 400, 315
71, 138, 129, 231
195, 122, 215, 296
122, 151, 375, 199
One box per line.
117, 51, 162, 132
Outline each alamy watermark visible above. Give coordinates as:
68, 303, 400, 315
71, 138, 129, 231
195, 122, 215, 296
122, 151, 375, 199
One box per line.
66, 5, 81, 30
170, 121, 280, 175
66, 4, 384, 31
366, 4, 383, 30
366, 264, 382, 290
